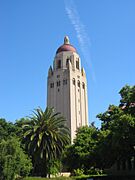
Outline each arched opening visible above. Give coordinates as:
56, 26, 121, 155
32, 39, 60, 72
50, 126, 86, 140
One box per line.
57, 60, 61, 69
77, 80, 80, 87
73, 78, 75, 85
76, 58, 79, 70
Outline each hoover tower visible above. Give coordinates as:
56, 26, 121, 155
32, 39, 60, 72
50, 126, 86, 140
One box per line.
47, 36, 88, 142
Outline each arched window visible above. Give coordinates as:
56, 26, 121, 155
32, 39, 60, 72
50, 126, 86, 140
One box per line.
76, 58, 79, 70
63, 79, 67, 85
82, 82, 85, 89
50, 82, 54, 88
66, 58, 70, 65
57, 81, 60, 87
73, 78, 75, 85
57, 60, 61, 69
77, 80, 80, 87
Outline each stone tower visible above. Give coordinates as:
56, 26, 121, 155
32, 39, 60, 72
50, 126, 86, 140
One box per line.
47, 36, 88, 142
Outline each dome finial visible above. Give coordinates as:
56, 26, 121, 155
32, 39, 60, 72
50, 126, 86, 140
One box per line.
64, 36, 70, 44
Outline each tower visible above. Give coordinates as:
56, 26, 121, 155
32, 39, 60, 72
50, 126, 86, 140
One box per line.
47, 36, 88, 142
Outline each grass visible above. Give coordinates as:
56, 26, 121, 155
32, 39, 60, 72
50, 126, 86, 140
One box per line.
23, 174, 107, 180
23, 177, 74, 180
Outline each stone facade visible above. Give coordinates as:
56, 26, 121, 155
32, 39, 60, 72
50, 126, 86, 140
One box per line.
47, 36, 88, 142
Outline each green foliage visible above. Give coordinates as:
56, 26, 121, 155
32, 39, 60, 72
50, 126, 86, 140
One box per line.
0, 118, 16, 141
96, 85, 135, 169
73, 169, 84, 176
0, 137, 32, 180
96, 113, 135, 168
0, 84, 134, 178
15, 118, 30, 137
86, 167, 103, 175
48, 159, 62, 177
63, 124, 100, 172
22, 107, 70, 177
63, 85, 135, 175
23, 177, 74, 180
120, 85, 135, 105
119, 85, 135, 116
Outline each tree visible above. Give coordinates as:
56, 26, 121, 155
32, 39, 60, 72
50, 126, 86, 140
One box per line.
0, 118, 16, 141
63, 125, 100, 173
15, 118, 30, 137
97, 105, 124, 130
97, 85, 135, 129
96, 113, 135, 169
119, 85, 135, 116
22, 107, 70, 177
0, 137, 32, 180
96, 85, 135, 169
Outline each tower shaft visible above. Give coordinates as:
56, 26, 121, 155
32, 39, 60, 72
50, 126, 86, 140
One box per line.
47, 37, 88, 142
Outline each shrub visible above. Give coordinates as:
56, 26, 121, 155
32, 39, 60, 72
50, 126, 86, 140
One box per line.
73, 168, 84, 176
86, 167, 103, 175
0, 137, 32, 180
48, 159, 61, 177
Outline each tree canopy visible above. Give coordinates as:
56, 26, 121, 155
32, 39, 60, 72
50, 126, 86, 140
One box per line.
0, 137, 32, 180
0, 85, 135, 178
63, 85, 135, 173
22, 107, 70, 177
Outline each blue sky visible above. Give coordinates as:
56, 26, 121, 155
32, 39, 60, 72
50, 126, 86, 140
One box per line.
0, 0, 135, 127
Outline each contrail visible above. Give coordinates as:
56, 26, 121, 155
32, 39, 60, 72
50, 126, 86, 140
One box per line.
64, 0, 96, 83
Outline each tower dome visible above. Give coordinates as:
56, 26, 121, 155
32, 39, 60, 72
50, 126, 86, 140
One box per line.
56, 36, 77, 54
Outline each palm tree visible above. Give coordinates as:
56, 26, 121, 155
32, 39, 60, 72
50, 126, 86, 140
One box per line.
22, 107, 70, 177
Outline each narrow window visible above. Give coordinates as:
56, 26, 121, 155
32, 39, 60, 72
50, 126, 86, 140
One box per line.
73, 78, 75, 85
76, 59, 79, 70
66, 58, 69, 66
58, 81, 60, 86
50, 83, 54, 88
82, 83, 85, 89
78, 80, 80, 87
63, 79, 67, 85
57, 60, 61, 69
57, 81, 60, 86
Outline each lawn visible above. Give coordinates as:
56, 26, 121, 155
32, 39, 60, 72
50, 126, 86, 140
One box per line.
23, 177, 74, 180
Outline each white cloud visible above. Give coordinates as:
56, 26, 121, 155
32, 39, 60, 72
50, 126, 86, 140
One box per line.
64, 0, 96, 83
